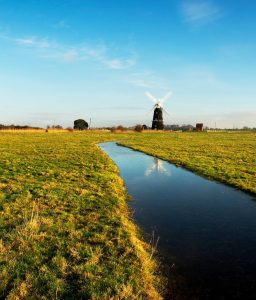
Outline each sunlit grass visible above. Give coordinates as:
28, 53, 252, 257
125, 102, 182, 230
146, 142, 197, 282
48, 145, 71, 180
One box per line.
1, 130, 255, 298
120, 131, 256, 194
0, 132, 162, 299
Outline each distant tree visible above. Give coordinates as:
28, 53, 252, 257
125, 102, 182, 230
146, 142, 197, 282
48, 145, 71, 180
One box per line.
164, 124, 195, 131
53, 125, 63, 129
116, 125, 126, 131
74, 119, 88, 130
164, 124, 180, 131
47, 125, 63, 129
181, 124, 194, 131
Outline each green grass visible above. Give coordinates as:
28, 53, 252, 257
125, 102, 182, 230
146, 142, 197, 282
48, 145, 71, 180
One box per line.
0, 132, 162, 299
120, 131, 256, 194
0, 130, 255, 299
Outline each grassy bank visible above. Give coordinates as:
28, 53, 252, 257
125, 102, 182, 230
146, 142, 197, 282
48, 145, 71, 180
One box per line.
0, 132, 162, 299
120, 131, 256, 195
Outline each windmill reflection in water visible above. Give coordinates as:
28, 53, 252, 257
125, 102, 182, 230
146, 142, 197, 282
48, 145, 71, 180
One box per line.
145, 157, 171, 177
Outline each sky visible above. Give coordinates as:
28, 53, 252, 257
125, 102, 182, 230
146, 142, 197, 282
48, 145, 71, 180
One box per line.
0, 0, 255, 128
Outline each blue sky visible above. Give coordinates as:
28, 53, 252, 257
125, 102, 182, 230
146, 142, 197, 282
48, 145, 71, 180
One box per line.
0, 0, 255, 128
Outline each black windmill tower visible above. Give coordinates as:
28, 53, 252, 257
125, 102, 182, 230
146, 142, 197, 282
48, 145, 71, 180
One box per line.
145, 91, 172, 130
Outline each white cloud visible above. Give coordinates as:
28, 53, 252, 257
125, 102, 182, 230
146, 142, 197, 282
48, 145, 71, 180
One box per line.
59, 49, 80, 62
15, 37, 53, 49
16, 38, 35, 46
101, 57, 136, 70
182, 0, 223, 25
7, 34, 137, 69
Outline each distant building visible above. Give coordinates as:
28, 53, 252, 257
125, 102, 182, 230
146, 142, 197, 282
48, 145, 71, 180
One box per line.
196, 123, 204, 131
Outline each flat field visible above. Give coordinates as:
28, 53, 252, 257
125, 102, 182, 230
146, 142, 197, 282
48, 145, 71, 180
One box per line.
121, 131, 256, 194
0, 132, 162, 300
0, 131, 255, 299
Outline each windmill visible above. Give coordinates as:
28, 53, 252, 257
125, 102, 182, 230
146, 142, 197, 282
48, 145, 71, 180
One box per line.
145, 91, 172, 130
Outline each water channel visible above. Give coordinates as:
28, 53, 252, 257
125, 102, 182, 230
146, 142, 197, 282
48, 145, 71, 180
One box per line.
99, 142, 256, 300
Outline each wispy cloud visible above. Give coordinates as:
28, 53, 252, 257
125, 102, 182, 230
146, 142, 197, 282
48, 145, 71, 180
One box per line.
2, 34, 136, 70
128, 71, 170, 89
102, 57, 136, 70
15, 37, 53, 49
40, 43, 107, 63
182, 0, 223, 25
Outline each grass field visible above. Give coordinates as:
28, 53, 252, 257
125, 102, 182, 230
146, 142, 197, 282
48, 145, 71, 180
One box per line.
0, 132, 162, 299
121, 131, 256, 195
0, 131, 255, 299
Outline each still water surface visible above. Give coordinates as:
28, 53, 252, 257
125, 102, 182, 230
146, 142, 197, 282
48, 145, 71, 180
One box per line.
100, 142, 256, 300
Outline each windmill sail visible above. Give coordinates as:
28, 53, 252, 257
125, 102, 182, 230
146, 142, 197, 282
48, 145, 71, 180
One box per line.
159, 91, 172, 105
145, 92, 158, 103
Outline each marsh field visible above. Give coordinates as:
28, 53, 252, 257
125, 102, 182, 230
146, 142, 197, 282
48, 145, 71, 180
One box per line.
0, 131, 255, 299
